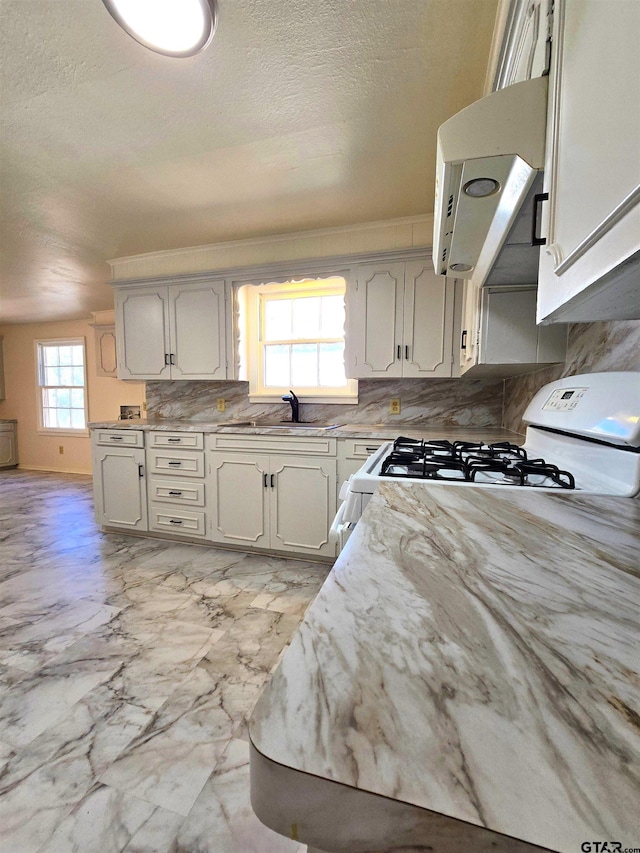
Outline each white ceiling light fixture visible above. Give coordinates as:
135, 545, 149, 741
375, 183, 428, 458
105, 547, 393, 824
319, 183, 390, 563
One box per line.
102, 0, 218, 57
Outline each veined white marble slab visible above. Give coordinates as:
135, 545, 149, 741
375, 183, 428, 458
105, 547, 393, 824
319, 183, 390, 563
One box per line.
88, 420, 520, 442
250, 483, 640, 853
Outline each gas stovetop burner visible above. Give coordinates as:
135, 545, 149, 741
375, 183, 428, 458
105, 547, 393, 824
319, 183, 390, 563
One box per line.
379, 438, 576, 489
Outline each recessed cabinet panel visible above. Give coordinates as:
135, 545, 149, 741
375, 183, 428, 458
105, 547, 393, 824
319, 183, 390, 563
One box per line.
0, 425, 17, 468
148, 449, 205, 478
95, 328, 118, 377
93, 445, 147, 530
350, 264, 404, 377
209, 454, 270, 547
483, 288, 538, 363
116, 288, 171, 380
403, 262, 453, 377
270, 456, 336, 557
170, 282, 227, 379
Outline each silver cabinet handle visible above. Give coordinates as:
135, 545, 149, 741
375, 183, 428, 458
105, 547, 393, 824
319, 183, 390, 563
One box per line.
110, 435, 123, 440
397, 345, 401, 360
270, 474, 275, 489
405, 345, 409, 360
167, 461, 181, 466
138, 464, 144, 478
164, 353, 170, 365
263, 473, 268, 489
169, 519, 183, 524
167, 437, 181, 442
365, 446, 379, 452
170, 353, 176, 365
168, 490, 182, 496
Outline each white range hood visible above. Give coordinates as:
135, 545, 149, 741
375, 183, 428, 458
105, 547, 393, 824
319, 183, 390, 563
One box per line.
433, 76, 548, 285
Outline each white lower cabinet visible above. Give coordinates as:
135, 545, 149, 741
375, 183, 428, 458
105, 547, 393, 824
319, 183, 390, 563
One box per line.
208, 449, 337, 558
0, 422, 18, 468
91, 433, 147, 531
147, 431, 207, 539
91, 428, 338, 557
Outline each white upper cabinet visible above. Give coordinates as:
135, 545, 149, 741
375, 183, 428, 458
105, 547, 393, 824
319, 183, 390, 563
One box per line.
115, 279, 228, 380
460, 282, 566, 377
169, 282, 227, 379
116, 286, 171, 380
346, 258, 455, 379
537, 0, 640, 322
494, 0, 551, 88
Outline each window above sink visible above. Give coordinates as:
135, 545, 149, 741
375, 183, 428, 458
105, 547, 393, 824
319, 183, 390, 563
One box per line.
237, 276, 358, 404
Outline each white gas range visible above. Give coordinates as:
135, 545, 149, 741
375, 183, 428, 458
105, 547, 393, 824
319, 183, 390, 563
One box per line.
331, 372, 640, 551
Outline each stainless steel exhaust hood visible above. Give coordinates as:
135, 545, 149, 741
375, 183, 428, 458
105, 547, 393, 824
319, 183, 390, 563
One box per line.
433, 76, 548, 284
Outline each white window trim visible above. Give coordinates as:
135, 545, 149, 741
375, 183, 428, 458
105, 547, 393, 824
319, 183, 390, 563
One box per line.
241, 278, 358, 404
35, 337, 90, 436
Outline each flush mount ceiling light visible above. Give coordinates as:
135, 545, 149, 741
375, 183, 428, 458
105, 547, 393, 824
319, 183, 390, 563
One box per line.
103, 0, 218, 57
462, 177, 501, 198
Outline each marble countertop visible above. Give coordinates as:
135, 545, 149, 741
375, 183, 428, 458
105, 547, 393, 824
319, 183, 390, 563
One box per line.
88, 419, 520, 442
250, 483, 640, 852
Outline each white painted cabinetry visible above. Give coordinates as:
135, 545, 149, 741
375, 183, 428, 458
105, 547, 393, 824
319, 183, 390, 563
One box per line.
147, 431, 207, 538
207, 434, 337, 558
346, 259, 456, 379
0, 422, 18, 468
91, 430, 147, 530
115, 279, 228, 380
460, 283, 566, 376
537, 0, 640, 322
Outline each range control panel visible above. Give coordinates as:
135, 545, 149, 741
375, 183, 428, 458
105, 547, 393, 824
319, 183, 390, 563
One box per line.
542, 387, 587, 412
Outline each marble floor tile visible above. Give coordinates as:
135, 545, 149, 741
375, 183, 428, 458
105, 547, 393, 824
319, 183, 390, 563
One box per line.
172, 738, 306, 853
38, 783, 184, 853
0, 469, 329, 851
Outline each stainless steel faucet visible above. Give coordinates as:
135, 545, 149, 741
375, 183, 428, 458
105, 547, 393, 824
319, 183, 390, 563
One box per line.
281, 390, 300, 422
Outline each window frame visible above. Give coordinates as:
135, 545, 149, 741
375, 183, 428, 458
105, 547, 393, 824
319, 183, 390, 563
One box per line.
35, 337, 89, 436
240, 277, 358, 404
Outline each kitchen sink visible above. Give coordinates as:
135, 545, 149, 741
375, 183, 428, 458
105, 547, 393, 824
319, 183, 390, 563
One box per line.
222, 421, 342, 430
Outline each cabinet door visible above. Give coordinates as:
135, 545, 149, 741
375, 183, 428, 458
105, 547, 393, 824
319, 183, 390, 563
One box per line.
92, 444, 147, 530
537, 0, 640, 322
0, 427, 17, 467
346, 263, 404, 378
169, 280, 227, 379
402, 262, 454, 378
115, 286, 171, 380
269, 456, 336, 557
208, 453, 270, 548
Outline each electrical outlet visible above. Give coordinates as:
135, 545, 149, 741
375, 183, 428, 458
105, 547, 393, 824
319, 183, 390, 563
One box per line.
390, 398, 401, 414
217, 398, 226, 412
59, 445, 64, 454
142, 401, 147, 412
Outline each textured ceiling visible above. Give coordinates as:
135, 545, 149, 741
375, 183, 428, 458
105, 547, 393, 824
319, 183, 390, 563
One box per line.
0, 0, 498, 323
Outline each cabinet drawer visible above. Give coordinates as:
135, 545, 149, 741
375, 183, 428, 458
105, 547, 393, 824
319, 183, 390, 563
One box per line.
147, 448, 205, 478
148, 478, 205, 507
148, 505, 206, 537
207, 434, 337, 456
94, 429, 144, 448
148, 431, 204, 450
340, 438, 387, 460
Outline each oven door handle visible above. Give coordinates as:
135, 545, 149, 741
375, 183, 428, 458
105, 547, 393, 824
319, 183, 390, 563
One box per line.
329, 501, 348, 543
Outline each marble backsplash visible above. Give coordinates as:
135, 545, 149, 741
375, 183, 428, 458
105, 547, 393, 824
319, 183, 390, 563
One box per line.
502, 319, 640, 434
146, 377, 505, 428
